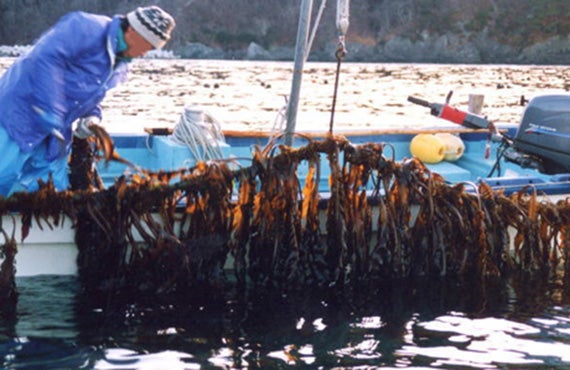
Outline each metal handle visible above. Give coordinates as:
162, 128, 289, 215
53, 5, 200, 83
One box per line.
407, 96, 430, 108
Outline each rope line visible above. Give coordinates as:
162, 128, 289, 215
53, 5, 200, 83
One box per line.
171, 106, 226, 162
329, 43, 346, 134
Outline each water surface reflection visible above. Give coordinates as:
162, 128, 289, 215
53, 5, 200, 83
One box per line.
0, 274, 569, 369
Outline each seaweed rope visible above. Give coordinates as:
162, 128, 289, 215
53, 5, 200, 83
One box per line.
171, 106, 226, 162
1, 134, 570, 300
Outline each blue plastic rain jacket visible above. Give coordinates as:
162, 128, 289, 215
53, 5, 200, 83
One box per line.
0, 11, 129, 194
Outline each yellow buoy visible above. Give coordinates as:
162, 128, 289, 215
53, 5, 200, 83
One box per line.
410, 134, 445, 164
435, 133, 465, 161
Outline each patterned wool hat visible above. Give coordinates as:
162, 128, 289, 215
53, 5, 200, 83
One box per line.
126, 6, 175, 49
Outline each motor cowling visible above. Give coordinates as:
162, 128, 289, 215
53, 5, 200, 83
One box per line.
511, 94, 570, 174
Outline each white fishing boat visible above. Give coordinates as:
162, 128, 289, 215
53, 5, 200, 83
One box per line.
2, 0, 569, 293
8, 90, 570, 278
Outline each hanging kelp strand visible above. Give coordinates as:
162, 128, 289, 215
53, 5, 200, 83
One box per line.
0, 221, 17, 306
1, 135, 570, 300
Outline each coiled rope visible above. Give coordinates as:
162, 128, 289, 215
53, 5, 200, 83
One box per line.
171, 106, 226, 162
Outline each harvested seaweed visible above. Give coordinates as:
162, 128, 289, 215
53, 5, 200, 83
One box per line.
1, 134, 569, 301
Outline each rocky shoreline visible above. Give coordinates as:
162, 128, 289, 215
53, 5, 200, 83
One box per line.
177, 34, 570, 65
3, 32, 568, 66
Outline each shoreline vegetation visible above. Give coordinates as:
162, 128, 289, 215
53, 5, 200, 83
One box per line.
1, 1, 569, 65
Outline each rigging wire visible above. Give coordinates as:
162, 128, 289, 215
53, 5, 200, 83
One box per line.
329, 0, 350, 134
329, 44, 346, 134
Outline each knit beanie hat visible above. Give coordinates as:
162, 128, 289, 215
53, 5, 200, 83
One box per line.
126, 6, 175, 49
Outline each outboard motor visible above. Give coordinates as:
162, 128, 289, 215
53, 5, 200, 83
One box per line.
507, 94, 570, 174
408, 93, 570, 175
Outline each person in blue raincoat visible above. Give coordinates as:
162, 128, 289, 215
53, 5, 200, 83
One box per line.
0, 5, 175, 197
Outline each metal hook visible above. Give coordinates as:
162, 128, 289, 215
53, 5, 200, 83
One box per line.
335, 38, 347, 60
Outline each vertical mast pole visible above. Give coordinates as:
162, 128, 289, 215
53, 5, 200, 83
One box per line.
284, 0, 313, 146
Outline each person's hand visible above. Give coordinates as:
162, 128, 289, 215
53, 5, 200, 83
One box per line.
74, 116, 100, 139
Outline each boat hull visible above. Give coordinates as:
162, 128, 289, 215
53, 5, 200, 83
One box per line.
4, 124, 570, 278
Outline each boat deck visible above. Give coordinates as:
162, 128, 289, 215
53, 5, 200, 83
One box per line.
99, 124, 570, 197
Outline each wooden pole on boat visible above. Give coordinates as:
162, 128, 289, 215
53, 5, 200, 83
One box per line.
468, 94, 485, 114
285, 0, 314, 146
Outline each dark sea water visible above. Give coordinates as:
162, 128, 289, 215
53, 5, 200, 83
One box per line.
2, 274, 570, 369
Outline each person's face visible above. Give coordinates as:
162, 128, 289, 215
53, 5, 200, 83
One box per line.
123, 26, 155, 58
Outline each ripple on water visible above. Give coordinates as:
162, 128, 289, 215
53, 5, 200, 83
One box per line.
1, 275, 570, 368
